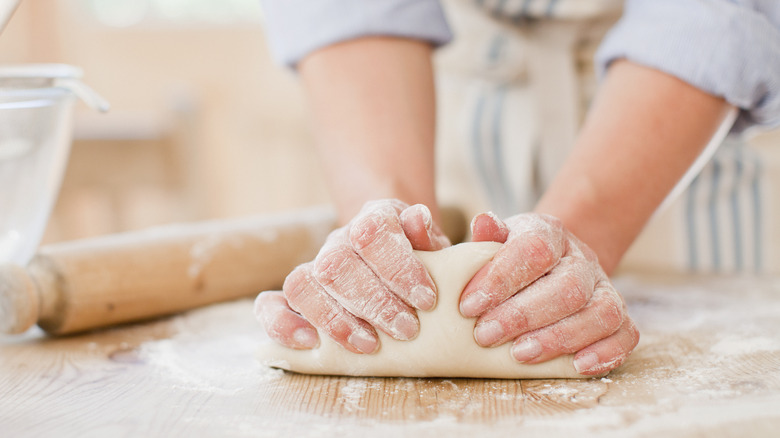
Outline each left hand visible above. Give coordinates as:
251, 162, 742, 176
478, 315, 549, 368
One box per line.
460, 212, 640, 375
255, 201, 450, 353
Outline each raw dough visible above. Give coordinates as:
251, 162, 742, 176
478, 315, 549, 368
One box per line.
257, 242, 587, 379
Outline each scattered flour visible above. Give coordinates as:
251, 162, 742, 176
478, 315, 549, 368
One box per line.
530, 383, 579, 397
187, 234, 224, 279
710, 336, 780, 356
139, 300, 283, 394
339, 379, 370, 413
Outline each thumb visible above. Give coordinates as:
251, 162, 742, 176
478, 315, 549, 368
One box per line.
470, 212, 510, 243
400, 204, 451, 251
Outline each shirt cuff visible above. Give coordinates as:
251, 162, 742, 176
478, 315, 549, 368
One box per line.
596, 0, 780, 134
260, 0, 453, 68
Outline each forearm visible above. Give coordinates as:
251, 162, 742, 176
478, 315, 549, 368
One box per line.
299, 37, 438, 225
534, 60, 733, 274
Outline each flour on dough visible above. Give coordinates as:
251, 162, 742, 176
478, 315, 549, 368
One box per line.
257, 242, 588, 379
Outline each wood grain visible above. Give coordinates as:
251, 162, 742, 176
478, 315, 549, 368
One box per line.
1, 274, 779, 437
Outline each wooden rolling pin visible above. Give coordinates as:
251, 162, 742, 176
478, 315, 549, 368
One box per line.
0, 208, 336, 335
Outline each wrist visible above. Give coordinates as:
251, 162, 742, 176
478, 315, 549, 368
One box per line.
533, 198, 623, 275
333, 180, 440, 226
299, 37, 439, 226
534, 61, 732, 275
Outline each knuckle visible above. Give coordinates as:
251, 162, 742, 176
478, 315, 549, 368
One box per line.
540, 214, 564, 232
567, 281, 589, 311
503, 303, 531, 334
558, 271, 589, 314
319, 307, 348, 336
580, 243, 599, 264
525, 235, 556, 267
349, 215, 381, 249
483, 261, 517, 298
598, 294, 625, 332
533, 213, 565, 239
381, 261, 412, 288
547, 325, 576, 352
313, 245, 353, 283
282, 264, 314, 304
350, 207, 402, 251
363, 293, 399, 325
360, 302, 384, 324
489, 249, 542, 297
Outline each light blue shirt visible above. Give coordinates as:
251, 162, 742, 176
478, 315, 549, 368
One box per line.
260, 0, 780, 134
260, 0, 452, 67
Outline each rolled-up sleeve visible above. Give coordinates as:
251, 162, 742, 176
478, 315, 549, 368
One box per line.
259, 0, 453, 68
596, 0, 780, 133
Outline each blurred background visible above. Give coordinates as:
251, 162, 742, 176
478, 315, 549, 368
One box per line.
0, 0, 330, 244
2, 0, 778, 265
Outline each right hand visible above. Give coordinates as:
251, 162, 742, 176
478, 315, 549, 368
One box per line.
254, 199, 451, 353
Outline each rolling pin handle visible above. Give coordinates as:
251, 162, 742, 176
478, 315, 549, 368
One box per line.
0, 265, 40, 334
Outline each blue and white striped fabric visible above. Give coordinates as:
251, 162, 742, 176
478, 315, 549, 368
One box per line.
470, 84, 518, 218
470, 0, 621, 20
684, 137, 766, 272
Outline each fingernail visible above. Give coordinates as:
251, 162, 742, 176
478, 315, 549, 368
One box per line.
511, 338, 542, 362
411, 285, 436, 310
470, 211, 499, 232
469, 214, 481, 233
574, 352, 600, 374
418, 204, 433, 229
348, 329, 378, 354
474, 320, 505, 346
390, 312, 419, 340
460, 290, 488, 317
292, 327, 319, 349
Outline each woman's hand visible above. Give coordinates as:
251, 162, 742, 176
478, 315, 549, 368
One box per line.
462, 212, 640, 375
255, 199, 450, 354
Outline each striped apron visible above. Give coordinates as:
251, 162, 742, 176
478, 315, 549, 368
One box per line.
434, 0, 778, 273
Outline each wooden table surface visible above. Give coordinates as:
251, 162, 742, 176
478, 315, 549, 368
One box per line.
2, 274, 779, 437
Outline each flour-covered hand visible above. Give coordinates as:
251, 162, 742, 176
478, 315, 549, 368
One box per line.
461, 212, 639, 375
255, 199, 450, 354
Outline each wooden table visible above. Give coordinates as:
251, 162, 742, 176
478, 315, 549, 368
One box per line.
2, 274, 779, 437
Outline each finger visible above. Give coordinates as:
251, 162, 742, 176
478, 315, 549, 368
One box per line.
349, 202, 438, 310
472, 256, 597, 347
470, 212, 509, 243
566, 232, 600, 264
509, 281, 624, 363
400, 204, 451, 251
254, 291, 319, 349
572, 318, 641, 375
460, 214, 566, 317
283, 263, 379, 354
314, 242, 420, 341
